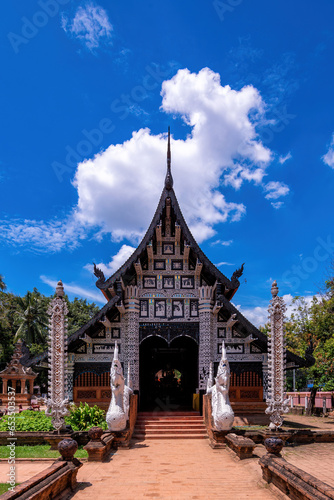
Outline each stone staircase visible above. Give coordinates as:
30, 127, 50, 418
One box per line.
133, 411, 207, 440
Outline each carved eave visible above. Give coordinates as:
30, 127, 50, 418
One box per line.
147, 241, 154, 261
226, 313, 238, 328
134, 260, 143, 281
155, 221, 162, 246
100, 316, 112, 328
175, 223, 181, 246
184, 244, 190, 261
213, 301, 222, 315
195, 259, 203, 279
116, 301, 126, 314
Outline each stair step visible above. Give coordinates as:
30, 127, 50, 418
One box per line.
136, 416, 203, 422
133, 433, 207, 440
134, 412, 207, 440
136, 424, 205, 430
139, 428, 206, 434
138, 412, 200, 416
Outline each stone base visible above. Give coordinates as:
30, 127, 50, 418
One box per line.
259, 453, 334, 499
84, 432, 114, 461
111, 393, 138, 448
1, 460, 82, 500
225, 433, 257, 459
209, 430, 228, 449
259, 429, 292, 444
203, 394, 230, 448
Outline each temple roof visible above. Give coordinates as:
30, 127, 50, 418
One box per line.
94, 130, 243, 301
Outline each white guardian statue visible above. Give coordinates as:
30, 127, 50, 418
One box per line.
207, 342, 234, 431
106, 341, 133, 432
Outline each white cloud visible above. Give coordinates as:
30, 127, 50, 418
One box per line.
216, 261, 235, 267
84, 244, 136, 276
62, 3, 113, 51
271, 201, 284, 210
74, 68, 277, 244
211, 239, 233, 246
235, 293, 319, 328
235, 304, 268, 328
40, 275, 106, 304
322, 133, 334, 169
264, 181, 290, 200
0, 217, 86, 253
1, 67, 291, 251
278, 152, 292, 164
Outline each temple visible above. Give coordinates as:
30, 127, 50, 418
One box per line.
25, 129, 306, 412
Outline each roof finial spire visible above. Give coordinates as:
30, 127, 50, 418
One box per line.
165, 126, 173, 190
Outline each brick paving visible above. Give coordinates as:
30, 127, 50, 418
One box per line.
72, 439, 276, 500
0, 414, 333, 498
283, 414, 334, 430
0, 460, 54, 484
282, 442, 334, 488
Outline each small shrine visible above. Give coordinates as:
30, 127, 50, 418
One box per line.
0, 340, 37, 407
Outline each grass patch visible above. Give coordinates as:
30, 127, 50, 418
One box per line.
233, 425, 267, 430
0, 445, 87, 459
0, 483, 19, 494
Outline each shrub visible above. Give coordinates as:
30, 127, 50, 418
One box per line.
0, 410, 53, 432
65, 402, 107, 431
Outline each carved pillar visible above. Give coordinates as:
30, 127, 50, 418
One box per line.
12, 380, 17, 393
67, 355, 75, 401
124, 286, 140, 391
262, 353, 268, 400
265, 280, 289, 429
29, 379, 34, 395
46, 280, 69, 431
20, 379, 25, 394
198, 286, 213, 391
2, 379, 7, 394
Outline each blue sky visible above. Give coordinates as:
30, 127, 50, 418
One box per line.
1, 0, 334, 326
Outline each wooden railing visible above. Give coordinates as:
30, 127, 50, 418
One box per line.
73, 386, 111, 404
229, 386, 263, 402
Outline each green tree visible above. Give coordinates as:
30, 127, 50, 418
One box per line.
66, 297, 99, 336
0, 289, 16, 362
283, 271, 334, 413
14, 290, 49, 351
0, 275, 6, 292
285, 296, 314, 358
307, 284, 334, 392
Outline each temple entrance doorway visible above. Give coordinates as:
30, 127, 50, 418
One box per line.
139, 335, 198, 411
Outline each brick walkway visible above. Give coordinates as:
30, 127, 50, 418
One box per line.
0, 460, 54, 484
283, 414, 334, 430
282, 442, 334, 488
72, 440, 277, 500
